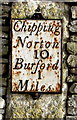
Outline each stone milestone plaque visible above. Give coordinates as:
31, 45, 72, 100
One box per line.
12, 19, 62, 93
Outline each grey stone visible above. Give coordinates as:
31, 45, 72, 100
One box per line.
2, 39, 8, 45
66, 116, 77, 120
0, 87, 6, 96
67, 95, 77, 115
69, 83, 77, 93
0, 114, 2, 120
68, 95, 77, 107
0, 38, 8, 45
0, 77, 7, 87
70, 68, 77, 74
2, 26, 9, 32
0, 97, 5, 108
0, 64, 8, 75
71, 35, 77, 42
67, 106, 77, 115
0, 109, 5, 114
69, 20, 77, 32
67, 55, 77, 67
67, 42, 77, 55
67, 75, 77, 82
0, 32, 8, 39
0, 45, 8, 56
1, 13, 9, 18
2, 2, 9, 5
0, 19, 7, 25
2, 5, 10, 13
0, 58, 8, 64
71, 6, 77, 19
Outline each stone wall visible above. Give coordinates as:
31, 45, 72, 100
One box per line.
0, 1, 77, 120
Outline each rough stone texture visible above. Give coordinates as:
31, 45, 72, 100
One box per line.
0, 87, 6, 96
69, 20, 77, 32
2, 26, 9, 32
0, 32, 8, 39
0, 97, 5, 108
1, 39, 8, 45
70, 35, 77, 42
6, 2, 69, 119
67, 55, 77, 67
12, 2, 38, 18
0, 45, 8, 56
66, 116, 77, 120
67, 42, 77, 55
0, 58, 8, 64
68, 95, 77, 115
71, 6, 77, 19
69, 83, 77, 93
0, 114, 2, 120
0, 64, 8, 75
0, 77, 7, 87
70, 68, 77, 74
0, 109, 4, 114
67, 75, 77, 82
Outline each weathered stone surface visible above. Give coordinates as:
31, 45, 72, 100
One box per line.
0, 18, 10, 26
0, 45, 8, 56
67, 75, 77, 82
2, 39, 8, 45
67, 55, 77, 67
0, 114, 2, 120
0, 97, 5, 108
0, 87, 6, 96
0, 38, 8, 45
2, 5, 10, 13
0, 32, 8, 39
6, 94, 66, 119
0, 77, 7, 87
68, 95, 77, 115
2, 26, 9, 32
0, 19, 8, 26
2, 2, 9, 5
0, 108, 5, 114
0, 58, 8, 64
0, 109, 4, 114
66, 116, 77, 120
71, 6, 77, 19
67, 42, 77, 55
70, 68, 77, 74
0, 64, 8, 75
71, 35, 77, 42
12, 2, 38, 18
69, 20, 77, 32
69, 83, 77, 93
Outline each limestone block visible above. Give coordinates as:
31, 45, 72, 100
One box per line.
70, 68, 77, 74
0, 97, 5, 108
0, 77, 7, 87
71, 35, 77, 42
69, 20, 77, 32
69, 83, 77, 93
0, 114, 2, 120
67, 42, 77, 55
67, 55, 77, 67
71, 6, 77, 19
0, 87, 6, 96
66, 116, 77, 120
68, 95, 77, 115
67, 75, 77, 82
0, 45, 8, 56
